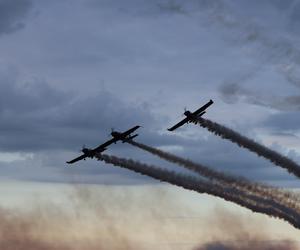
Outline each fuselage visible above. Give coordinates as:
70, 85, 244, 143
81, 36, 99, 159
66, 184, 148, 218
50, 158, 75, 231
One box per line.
111, 131, 122, 139
184, 110, 199, 124
82, 148, 95, 158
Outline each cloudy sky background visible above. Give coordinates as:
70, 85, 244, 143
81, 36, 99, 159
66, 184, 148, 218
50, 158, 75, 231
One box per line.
1, 0, 300, 188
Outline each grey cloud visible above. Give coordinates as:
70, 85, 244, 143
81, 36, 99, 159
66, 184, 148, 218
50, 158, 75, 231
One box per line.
0, 0, 299, 187
0, 80, 65, 113
1, 77, 298, 185
0, 153, 154, 185
0, 72, 158, 152
280, 65, 300, 88
263, 112, 300, 132
219, 83, 248, 104
186, 0, 300, 89
219, 83, 300, 111
88, 0, 182, 14
0, 0, 33, 35
288, 1, 300, 31
157, 0, 187, 15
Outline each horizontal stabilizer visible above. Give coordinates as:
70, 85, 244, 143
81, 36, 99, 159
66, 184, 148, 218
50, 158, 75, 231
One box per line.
130, 134, 138, 139
123, 134, 138, 142
198, 111, 206, 117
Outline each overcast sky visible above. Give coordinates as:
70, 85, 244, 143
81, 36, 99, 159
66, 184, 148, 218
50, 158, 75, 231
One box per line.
1, 0, 300, 187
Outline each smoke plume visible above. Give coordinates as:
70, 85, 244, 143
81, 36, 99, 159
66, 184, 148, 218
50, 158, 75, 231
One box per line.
96, 153, 300, 230
197, 240, 296, 250
128, 141, 300, 213
195, 207, 298, 250
197, 118, 300, 179
0, 183, 297, 250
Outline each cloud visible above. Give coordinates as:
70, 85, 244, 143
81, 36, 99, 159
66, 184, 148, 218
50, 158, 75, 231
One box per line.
0, 66, 159, 153
262, 112, 300, 132
156, 0, 187, 15
194, 206, 298, 250
1, 69, 296, 184
0, 1, 299, 186
0, 185, 297, 250
176, 0, 300, 89
219, 83, 300, 111
198, 239, 296, 250
0, 0, 33, 35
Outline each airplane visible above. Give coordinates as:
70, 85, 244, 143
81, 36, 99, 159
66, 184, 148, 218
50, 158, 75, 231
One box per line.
66, 125, 140, 164
66, 138, 115, 164
167, 99, 213, 131
110, 125, 140, 142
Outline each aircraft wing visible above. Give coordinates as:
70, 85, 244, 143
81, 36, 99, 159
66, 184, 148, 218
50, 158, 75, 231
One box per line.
66, 154, 86, 164
193, 99, 213, 115
121, 125, 141, 137
93, 138, 117, 152
167, 117, 189, 131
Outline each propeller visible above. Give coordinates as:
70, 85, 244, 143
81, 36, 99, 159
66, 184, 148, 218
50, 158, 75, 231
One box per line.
108, 128, 115, 137
182, 107, 187, 116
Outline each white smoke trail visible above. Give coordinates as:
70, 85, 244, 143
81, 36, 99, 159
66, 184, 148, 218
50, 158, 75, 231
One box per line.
96, 153, 300, 230
128, 141, 300, 213
197, 117, 300, 179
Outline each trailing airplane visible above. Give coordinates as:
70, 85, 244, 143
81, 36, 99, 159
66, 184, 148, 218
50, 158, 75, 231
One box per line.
66, 139, 114, 164
167, 100, 213, 131
66, 125, 140, 164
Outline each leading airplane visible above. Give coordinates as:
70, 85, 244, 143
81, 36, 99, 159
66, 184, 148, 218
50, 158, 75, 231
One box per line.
167, 100, 213, 131
66, 125, 140, 164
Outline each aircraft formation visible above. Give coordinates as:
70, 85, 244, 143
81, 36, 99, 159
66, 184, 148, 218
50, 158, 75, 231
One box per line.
65, 99, 300, 231
67, 100, 213, 164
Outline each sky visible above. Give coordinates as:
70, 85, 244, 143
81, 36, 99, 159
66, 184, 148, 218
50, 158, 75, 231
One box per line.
1, 0, 300, 248
1, 0, 300, 186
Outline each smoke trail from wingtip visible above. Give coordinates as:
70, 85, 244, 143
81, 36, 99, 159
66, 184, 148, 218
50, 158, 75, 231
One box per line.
96, 153, 300, 230
196, 117, 300, 179
128, 141, 300, 213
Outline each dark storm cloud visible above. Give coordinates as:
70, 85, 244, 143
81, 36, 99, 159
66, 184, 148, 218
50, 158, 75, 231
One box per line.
0, 0, 33, 35
0, 72, 157, 152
